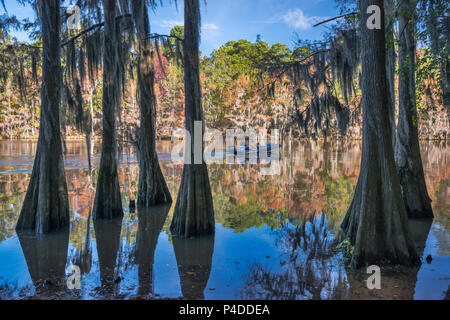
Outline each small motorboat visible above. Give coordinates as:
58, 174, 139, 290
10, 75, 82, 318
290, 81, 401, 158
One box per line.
233, 143, 281, 156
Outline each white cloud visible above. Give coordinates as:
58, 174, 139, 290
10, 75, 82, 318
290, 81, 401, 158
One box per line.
159, 20, 183, 28
265, 8, 327, 30
203, 23, 219, 31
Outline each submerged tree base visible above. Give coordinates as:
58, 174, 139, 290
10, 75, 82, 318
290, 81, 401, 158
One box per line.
93, 160, 123, 220
16, 143, 70, 234
341, 140, 421, 268
341, 0, 420, 270
16, 0, 69, 235
137, 153, 172, 208
170, 163, 215, 238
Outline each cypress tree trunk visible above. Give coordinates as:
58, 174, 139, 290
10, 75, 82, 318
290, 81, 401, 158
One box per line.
395, 0, 433, 219
131, 0, 172, 207
170, 0, 215, 237
384, 0, 396, 148
341, 0, 419, 268
93, 0, 123, 220
16, 0, 70, 234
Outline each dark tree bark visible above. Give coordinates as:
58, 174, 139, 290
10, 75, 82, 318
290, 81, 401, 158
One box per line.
345, 219, 431, 299
131, 0, 172, 208
384, 0, 397, 148
135, 205, 170, 296
173, 235, 214, 299
341, 0, 419, 268
93, 0, 123, 220
85, 93, 95, 177
16, 0, 70, 234
395, 0, 434, 219
170, 0, 215, 237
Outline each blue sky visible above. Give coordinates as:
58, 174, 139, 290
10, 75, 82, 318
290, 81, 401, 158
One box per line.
2, 0, 341, 55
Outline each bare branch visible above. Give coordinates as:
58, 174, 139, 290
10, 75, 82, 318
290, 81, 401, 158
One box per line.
61, 13, 132, 47
313, 12, 357, 27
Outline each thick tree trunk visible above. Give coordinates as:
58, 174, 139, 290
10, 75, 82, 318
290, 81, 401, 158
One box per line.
16, 0, 70, 234
131, 0, 172, 207
170, 0, 215, 237
341, 0, 419, 268
93, 0, 123, 220
395, 0, 433, 219
384, 0, 396, 148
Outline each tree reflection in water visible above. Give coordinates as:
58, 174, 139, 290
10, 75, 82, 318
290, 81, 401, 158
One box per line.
172, 235, 215, 300
0, 140, 447, 299
134, 205, 170, 297
241, 214, 348, 300
94, 216, 123, 297
17, 228, 70, 297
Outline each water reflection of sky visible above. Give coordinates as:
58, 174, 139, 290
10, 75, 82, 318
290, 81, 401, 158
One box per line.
0, 140, 448, 300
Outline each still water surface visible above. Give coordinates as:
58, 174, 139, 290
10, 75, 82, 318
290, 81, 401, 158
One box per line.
0, 140, 448, 300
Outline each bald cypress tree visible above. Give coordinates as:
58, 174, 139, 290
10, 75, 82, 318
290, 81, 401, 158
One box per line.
395, 0, 433, 219
93, 0, 123, 220
384, 0, 396, 148
131, 0, 172, 207
170, 0, 215, 237
16, 0, 70, 234
341, 0, 419, 268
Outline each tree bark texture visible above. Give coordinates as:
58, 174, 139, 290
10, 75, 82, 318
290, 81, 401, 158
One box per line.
341, 0, 420, 268
132, 0, 172, 208
395, 0, 433, 219
384, 0, 397, 149
16, 0, 70, 234
170, 0, 215, 237
93, 0, 123, 220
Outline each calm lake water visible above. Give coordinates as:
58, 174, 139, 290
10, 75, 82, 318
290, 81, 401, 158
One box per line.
0, 139, 448, 300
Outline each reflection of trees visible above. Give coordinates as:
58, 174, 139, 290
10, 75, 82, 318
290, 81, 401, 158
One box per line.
94, 217, 123, 294
172, 235, 215, 300
242, 214, 348, 300
421, 141, 450, 226
73, 214, 93, 276
134, 205, 170, 296
17, 229, 70, 296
